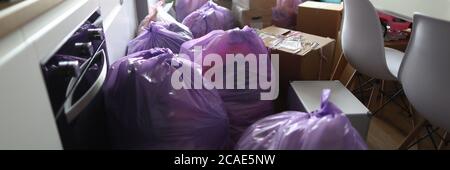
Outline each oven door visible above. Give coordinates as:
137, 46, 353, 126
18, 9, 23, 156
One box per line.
41, 10, 111, 150
54, 48, 110, 150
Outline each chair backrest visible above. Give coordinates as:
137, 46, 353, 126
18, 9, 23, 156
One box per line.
399, 14, 450, 131
341, 0, 395, 80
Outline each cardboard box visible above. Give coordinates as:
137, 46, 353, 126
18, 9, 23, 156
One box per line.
232, 0, 277, 10
288, 81, 371, 139
232, 0, 277, 28
297, 1, 343, 39
233, 5, 273, 28
214, 0, 232, 9
260, 26, 336, 80
259, 26, 336, 111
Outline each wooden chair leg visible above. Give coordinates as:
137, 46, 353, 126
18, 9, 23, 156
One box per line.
331, 53, 345, 80
438, 132, 448, 150
379, 80, 385, 107
367, 83, 381, 112
340, 64, 357, 88
408, 103, 418, 129
399, 120, 428, 150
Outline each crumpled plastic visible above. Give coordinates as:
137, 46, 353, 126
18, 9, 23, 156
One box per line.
272, 0, 304, 29
182, 1, 235, 38
137, 3, 191, 36
104, 48, 230, 150
179, 27, 274, 147
175, 0, 209, 22
236, 89, 368, 150
127, 21, 193, 55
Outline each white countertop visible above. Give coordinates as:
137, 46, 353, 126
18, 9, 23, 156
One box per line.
370, 0, 450, 22
0, 0, 63, 39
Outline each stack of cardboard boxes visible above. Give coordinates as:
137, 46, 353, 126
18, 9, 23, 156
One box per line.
232, 0, 277, 28
296, 1, 344, 80
297, 1, 344, 40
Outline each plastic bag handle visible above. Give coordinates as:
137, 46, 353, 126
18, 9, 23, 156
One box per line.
314, 89, 343, 117
321, 89, 332, 108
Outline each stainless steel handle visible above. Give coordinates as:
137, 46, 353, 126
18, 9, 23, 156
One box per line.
63, 49, 107, 123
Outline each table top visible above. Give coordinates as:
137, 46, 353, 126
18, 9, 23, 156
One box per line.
370, 0, 450, 22
290, 81, 370, 115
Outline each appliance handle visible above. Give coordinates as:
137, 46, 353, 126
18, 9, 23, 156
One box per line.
63, 49, 107, 123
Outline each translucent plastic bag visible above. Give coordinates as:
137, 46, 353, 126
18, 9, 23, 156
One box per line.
272, 0, 304, 28
104, 48, 229, 150
137, 5, 159, 35
182, 1, 235, 38
236, 89, 368, 150
137, 3, 191, 36
175, 0, 209, 22
128, 21, 193, 55
179, 27, 274, 147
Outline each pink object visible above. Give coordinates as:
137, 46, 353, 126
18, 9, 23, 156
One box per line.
237, 89, 368, 150
127, 21, 192, 54
378, 12, 411, 31
104, 48, 230, 150
182, 1, 235, 38
272, 0, 304, 28
179, 27, 275, 147
175, 0, 209, 22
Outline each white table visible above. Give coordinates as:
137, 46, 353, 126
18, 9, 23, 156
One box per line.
370, 0, 450, 22
288, 81, 371, 139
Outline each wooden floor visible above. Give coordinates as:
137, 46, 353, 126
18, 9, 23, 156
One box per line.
351, 81, 448, 150
365, 104, 448, 150
367, 117, 410, 150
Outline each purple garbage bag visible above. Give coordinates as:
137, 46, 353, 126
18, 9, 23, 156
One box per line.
179, 27, 275, 147
104, 48, 229, 150
127, 21, 193, 55
272, 0, 304, 29
175, 0, 209, 22
182, 1, 235, 38
236, 89, 368, 150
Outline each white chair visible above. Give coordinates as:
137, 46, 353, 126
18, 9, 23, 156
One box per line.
399, 14, 450, 149
341, 0, 406, 115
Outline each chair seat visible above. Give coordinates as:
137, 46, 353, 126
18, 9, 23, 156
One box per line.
385, 47, 405, 78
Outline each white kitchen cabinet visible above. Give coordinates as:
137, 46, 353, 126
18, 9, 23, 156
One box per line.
0, 30, 62, 150
0, 0, 141, 150
0, 0, 101, 150
21, 0, 98, 63
99, 0, 123, 18
103, 0, 138, 63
